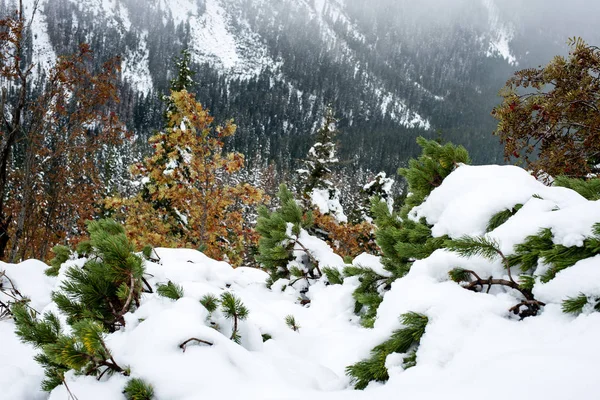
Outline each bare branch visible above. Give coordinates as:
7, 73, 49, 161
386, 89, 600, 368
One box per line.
179, 337, 213, 352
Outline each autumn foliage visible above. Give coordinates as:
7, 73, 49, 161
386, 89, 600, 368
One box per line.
313, 211, 377, 259
492, 38, 600, 179
106, 90, 264, 266
0, 0, 126, 262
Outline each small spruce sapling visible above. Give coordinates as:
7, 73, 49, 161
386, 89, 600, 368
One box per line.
298, 106, 341, 206
285, 315, 301, 332
220, 292, 249, 343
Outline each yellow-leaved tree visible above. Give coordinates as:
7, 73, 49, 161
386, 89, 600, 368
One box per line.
107, 51, 264, 265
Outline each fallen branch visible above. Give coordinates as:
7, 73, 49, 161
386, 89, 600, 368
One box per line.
456, 269, 544, 319
141, 277, 153, 293
0, 299, 11, 319
63, 377, 80, 400
179, 337, 213, 352
293, 239, 322, 277
0, 270, 39, 316
509, 299, 546, 319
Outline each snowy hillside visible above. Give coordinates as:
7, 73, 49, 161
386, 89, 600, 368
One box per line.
21, 0, 544, 124
3, 163, 600, 399
14, 0, 600, 170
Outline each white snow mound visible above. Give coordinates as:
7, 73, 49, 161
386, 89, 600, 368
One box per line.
2, 164, 600, 399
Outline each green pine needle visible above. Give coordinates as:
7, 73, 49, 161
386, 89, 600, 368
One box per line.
289, 266, 304, 278
220, 292, 249, 321
123, 378, 155, 400
346, 312, 428, 389
554, 176, 600, 201
322, 267, 344, 285
261, 333, 272, 342
46, 245, 72, 276
445, 235, 502, 261
285, 315, 300, 332
448, 268, 472, 283
141, 245, 153, 260
518, 275, 536, 291
156, 281, 184, 300
486, 204, 522, 232
199, 294, 219, 313
562, 294, 589, 315
402, 350, 418, 369
76, 241, 93, 257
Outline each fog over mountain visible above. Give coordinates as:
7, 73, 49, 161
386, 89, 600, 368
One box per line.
7, 0, 600, 173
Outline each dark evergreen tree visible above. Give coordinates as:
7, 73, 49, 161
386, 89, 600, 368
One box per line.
255, 184, 315, 287
299, 106, 340, 200
351, 171, 395, 223
163, 48, 196, 127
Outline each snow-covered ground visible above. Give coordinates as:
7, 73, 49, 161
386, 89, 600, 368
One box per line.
2, 164, 600, 399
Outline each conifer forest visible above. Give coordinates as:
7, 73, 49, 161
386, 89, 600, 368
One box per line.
1, 1, 600, 399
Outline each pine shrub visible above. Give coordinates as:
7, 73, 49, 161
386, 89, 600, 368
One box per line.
12, 219, 145, 392
52, 219, 145, 332
220, 292, 249, 343
344, 265, 389, 328
507, 228, 554, 273
508, 224, 600, 284
346, 312, 428, 389
554, 176, 600, 201
398, 136, 470, 212
256, 184, 314, 286
12, 304, 127, 391
348, 138, 466, 326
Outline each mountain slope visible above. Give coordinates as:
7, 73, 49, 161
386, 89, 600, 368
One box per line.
14, 0, 600, 172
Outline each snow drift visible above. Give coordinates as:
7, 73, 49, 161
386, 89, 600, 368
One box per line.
2, 164, 600, 400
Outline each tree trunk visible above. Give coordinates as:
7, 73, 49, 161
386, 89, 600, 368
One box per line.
0, 1, 31, 259
8, 139, 35, 263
